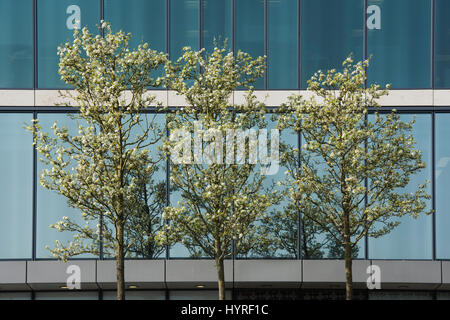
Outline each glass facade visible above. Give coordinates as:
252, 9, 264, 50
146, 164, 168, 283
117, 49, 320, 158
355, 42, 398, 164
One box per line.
0, 1, 450, 263
0, 1, 447, 89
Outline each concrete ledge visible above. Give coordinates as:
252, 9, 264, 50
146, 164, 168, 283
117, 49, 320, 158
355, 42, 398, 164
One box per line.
0, 90, 34, 106
434, 90, 450, 106
96, 260, 165, 290
302, 260, 370, 289
165, 259, 233, 289
371, 260, 441, 290
27, 260, 97, 290
0, 89, 447, 108
439, 261, 450, 290
234, 260, 301, 288
0, 261, 28, 291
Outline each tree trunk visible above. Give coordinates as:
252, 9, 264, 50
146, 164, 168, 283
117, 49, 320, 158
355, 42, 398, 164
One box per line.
344, 242, 353, 300
343, 209, 353, 300
116, 223, 125, 300
215, 257, 226, 300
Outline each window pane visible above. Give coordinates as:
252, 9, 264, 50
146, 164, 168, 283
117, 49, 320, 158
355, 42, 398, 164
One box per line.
241, 119, 298, 258
301, 0, 363, 89
367, 0, 431, 89
268, 0, 297, 89
435, 0, 450, 88
369, 114, 432, 259
436, 114, 450, 259
202, 0, 232, 53
236, 0, 265, 89
0, 114, 33, 259
0, 0, 33, 88
170, 0, 199, 61
36, 114, 96, 258
37, 0, 100, 88
104, 0, 166, 52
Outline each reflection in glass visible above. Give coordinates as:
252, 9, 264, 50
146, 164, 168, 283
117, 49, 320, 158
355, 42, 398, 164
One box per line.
301, 0, 363, 89
369, 114, 432, 259
37, 0, 100, 88
35, 113, 96, 258
0, 114, 33, 259
0, 0, 33, 88
367, 0, 431, 88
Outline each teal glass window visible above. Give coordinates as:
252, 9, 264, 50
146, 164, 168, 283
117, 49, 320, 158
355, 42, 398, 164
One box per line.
37, 0, 100, 88
367, 0, 431, 89
301, 0, 364, 89
170, 0, 199, 61
35, 113, 96, 258
369, 114, 432, 259
0, 114, 33, 259
0, 0, 33, 88
236, 0, 265, 89
268, 0, 297, 89
104, 0, 166, 53
202, 0, 232, 53
435, 0, 450, 88
436, 114, 450, 259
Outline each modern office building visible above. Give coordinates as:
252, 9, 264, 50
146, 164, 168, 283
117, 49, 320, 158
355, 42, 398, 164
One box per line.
1, 0, 450, 300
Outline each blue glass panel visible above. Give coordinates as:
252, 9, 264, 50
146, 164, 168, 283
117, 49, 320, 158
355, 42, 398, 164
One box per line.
435, 0, 450, 88
170, 0, 199, 61
436, 114, 450, 259
0, 0, 33, 88
369, 114, 432, 259
268, 0, 297, 89
104, 0, 166, 52
236, 0, 265, 89
367, 0, 431, 88
0, 114, 33, 259
37, 0, 100, 88
36, 113, 96, 258
301, 0, 364, 89
202, 0, 232, 53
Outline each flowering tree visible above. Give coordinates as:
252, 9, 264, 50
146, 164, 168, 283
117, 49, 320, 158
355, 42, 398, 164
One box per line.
278, 56, 432, 300
158, 46, 275, 300
28, 22, 167, 300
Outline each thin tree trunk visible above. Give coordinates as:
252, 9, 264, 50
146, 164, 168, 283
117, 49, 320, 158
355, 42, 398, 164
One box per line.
116, 223, 125, 300
343, 212, 353, 300
215, 257, 226, 300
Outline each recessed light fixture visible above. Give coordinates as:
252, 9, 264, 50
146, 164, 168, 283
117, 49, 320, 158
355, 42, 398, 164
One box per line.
128, 285, 138, 289
196, 285, 205, 289
60, 286, 68, 289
